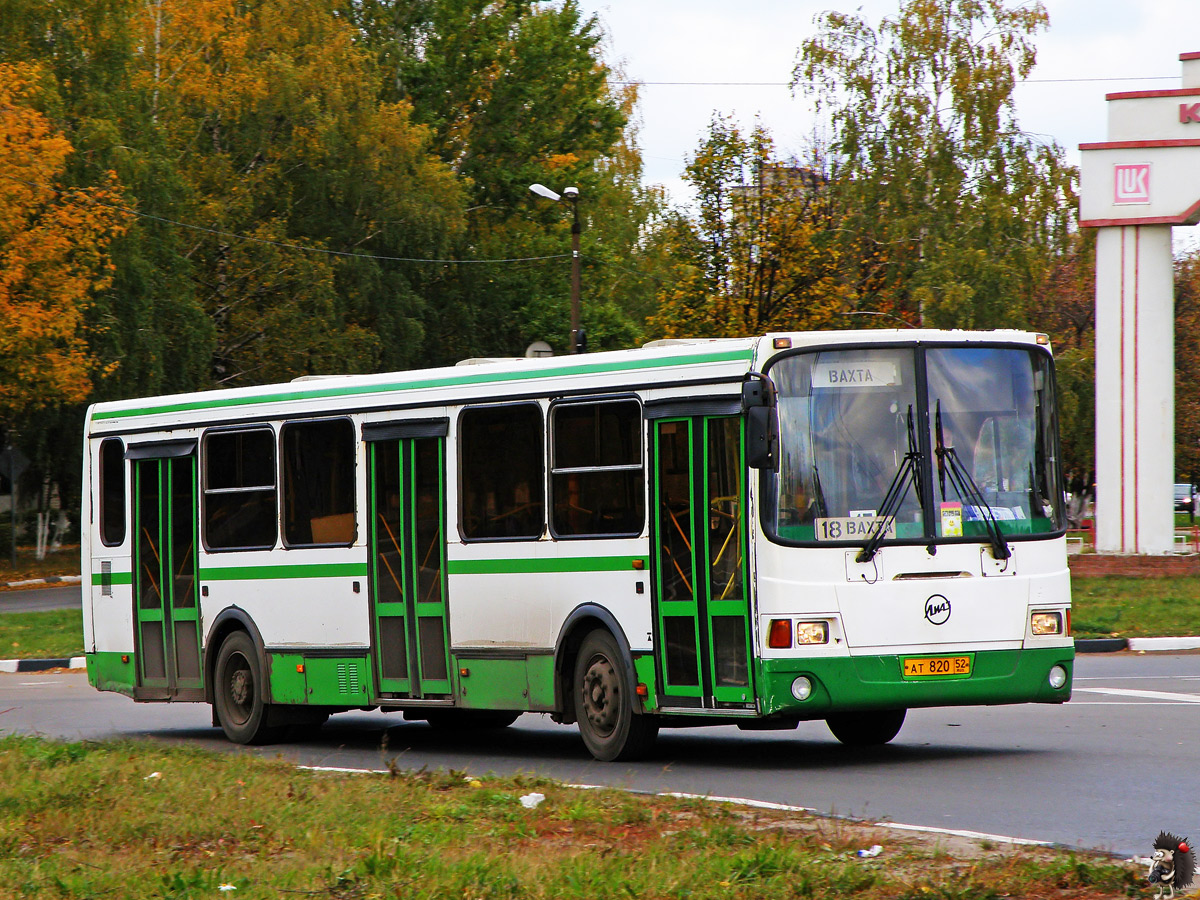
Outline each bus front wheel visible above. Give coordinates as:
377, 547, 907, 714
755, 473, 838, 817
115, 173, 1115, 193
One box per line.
826, 709, 906, 746
573, 630, 658, 761
213, 631, 285, 745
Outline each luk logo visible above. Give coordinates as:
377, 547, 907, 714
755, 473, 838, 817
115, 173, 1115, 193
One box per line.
1114, 163, 1151, 205
924, 594, 951, 625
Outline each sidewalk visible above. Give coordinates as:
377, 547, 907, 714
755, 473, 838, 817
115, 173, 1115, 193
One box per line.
0, 574, 81, 589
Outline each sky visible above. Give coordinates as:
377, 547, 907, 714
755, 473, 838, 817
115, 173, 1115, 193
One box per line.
574, 0, 1200, 251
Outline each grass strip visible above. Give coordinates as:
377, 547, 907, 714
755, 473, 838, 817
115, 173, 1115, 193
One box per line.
0, 735, 1139, 900
1071, 575, 1200, 638
0, 609, 82, 659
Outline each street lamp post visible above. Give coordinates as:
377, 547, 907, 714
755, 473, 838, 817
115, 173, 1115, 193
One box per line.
529, 183, 583, 354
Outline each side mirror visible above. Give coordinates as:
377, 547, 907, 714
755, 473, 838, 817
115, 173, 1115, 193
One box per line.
743, 373, 778, 471
746, 406, 778, 470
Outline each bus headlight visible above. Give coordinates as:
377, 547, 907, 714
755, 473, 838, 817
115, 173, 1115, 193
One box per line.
1030, 612, 1063, 636
796, 621, 829, 645
791, 676, 814, 701
1048, 665, 1068, 690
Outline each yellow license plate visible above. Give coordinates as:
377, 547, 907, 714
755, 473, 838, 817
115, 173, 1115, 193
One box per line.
902, 655, 972, 678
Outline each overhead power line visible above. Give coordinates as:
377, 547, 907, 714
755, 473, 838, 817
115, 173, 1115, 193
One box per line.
96, 201, 570, 264
610, 75, 1178, 87
22, 180, 571, 266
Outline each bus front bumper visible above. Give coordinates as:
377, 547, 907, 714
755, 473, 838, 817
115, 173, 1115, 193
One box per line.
757, 646, 1073, 717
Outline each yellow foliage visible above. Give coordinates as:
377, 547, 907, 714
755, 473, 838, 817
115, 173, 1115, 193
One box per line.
0, 63, 128, 416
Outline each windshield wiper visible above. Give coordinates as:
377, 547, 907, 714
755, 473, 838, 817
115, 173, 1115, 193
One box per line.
934, 401, 1011, 560
811, 465, 829, 518
856, 405, 923, 564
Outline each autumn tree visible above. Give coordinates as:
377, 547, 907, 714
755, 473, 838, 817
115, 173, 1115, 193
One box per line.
650, 118, 850, 339
794, 0, 1077, 329
128, 0, 465, 383
0, 63, 127, 417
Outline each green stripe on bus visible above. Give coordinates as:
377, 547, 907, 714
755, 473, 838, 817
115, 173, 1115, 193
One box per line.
91, 572, 133, 586
448, 556, 645, 576
198, 562, 369, 581
92, 348, 753, 421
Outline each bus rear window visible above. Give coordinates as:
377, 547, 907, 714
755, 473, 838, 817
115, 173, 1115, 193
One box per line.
99, 437, 126, 546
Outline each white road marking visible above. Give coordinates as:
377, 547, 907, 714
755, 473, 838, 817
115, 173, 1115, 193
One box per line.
1069, 701, 1199, 705
1073, 687, 1200, 703
1076, 675, 1200, 681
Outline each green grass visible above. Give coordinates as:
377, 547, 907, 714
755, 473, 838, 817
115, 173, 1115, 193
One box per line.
0, 608, 83, 659
0, 734, 1138, 900
1071, 575, 1200, 638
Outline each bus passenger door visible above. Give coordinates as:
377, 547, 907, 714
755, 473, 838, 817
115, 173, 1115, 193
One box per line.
132, 453, 202, 698
368, 436, 452, 699
651, 416, 754, 709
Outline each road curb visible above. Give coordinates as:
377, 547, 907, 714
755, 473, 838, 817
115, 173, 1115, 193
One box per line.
0, 575, 81, 589
0, 657, 86, 673
1075, 635, 1200, 652
1127, 635, 1200, 651
1074, 638, 1129, 653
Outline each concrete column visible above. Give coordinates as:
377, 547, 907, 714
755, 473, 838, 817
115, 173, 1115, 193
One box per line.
1094, 224, 1176, 554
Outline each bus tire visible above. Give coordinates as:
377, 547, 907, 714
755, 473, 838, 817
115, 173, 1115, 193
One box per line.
825, 708, 906, 746
424, 710, 521, 730
574, 630, 658, 761
213, 631, 285, 745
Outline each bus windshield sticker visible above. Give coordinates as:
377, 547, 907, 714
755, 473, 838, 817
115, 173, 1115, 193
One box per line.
940, 502, 963, 537
810, 360, 899, 389
814, 516, 896, 542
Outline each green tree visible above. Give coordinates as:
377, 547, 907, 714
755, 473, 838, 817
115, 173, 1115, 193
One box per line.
650, 118, 850, 339
1176, 246, 1200, 484
794, 0, 1077, 329
345, 0, 657, 360
129, 0, 464, 382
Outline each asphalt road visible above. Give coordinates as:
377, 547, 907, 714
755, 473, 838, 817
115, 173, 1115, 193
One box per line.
0, 584, 80, 613
1, 651, 1195, 859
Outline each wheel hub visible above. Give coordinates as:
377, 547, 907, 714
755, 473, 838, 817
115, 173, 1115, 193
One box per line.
229, 667, 251, 707
581, 657, 619, 735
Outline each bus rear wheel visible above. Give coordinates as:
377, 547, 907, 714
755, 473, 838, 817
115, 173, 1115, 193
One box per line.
213, 631, 285, 745
574, 630, 657, 762
826, 709, 906, 746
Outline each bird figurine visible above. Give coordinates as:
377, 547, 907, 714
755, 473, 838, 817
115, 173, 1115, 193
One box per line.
1147, 831, 1195, 900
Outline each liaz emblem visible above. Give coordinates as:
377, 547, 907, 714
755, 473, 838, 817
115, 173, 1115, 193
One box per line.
923, 594, 951, 625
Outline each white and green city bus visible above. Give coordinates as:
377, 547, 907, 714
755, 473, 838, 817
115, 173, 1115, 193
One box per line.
81, 330, 1074, 761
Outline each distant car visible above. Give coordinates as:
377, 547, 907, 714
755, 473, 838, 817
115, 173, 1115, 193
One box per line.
1174, 483, 1195, 513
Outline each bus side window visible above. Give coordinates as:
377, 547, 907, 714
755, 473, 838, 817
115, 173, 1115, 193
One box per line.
550, 400, 643, 538
203, 428, 278, 551
99, 437, 126, 546
459, 404, 544, 540
281, 419, 356, 547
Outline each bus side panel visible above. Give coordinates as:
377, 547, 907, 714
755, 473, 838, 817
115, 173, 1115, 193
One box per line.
446, 537, 653, 654
199, 565, 371, 651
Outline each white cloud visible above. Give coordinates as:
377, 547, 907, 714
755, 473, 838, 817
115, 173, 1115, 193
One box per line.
579, 0, 1200, 211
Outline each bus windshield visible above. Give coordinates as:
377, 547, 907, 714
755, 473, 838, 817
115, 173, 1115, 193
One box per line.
767, 344, 1065, 546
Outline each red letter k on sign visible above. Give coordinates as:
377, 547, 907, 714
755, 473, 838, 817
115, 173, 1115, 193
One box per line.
1181, 102, 1200, 124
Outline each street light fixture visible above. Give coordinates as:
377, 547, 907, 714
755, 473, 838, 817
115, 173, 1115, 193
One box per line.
529, 183, 584, 354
